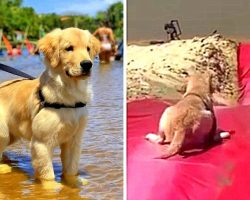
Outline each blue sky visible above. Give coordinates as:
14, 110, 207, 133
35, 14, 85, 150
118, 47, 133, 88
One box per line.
22, 0, 122, 16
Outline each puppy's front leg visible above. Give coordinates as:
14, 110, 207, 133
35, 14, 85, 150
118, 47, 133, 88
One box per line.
160, 129, 185, 159
61, 118, 87, 187
31, 139, 62, 189
61, 139, 83, 187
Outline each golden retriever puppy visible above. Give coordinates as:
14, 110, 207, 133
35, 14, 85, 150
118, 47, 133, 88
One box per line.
147, 73, 217, 158
0, 28, 100, 188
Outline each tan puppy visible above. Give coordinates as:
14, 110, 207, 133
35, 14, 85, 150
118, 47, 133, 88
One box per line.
0, 28, 100, 188
147, 73, 216, 158
93, 27, 116, 63
93, 27, 115, 43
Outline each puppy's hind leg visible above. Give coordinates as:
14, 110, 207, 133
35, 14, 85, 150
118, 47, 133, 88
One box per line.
159, 107, 174, 143
145, 107, 173, 144
0, 122, 12, 174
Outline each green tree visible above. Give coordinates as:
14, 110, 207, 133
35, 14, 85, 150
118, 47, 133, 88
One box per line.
40, 13, 62, 32
0, 0, 123, 41
106, 2, 123, 39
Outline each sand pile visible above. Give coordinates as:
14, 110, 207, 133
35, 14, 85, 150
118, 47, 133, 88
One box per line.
127, 34, 239, 105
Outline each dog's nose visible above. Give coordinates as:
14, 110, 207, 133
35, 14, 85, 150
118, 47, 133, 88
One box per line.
80, 60, 92, 72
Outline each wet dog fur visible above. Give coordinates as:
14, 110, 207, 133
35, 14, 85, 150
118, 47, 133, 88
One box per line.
0, 28, 100, 188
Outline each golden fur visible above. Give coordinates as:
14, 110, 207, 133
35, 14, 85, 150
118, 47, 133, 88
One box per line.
157, 73, 214, 158
0, 28, 100, 188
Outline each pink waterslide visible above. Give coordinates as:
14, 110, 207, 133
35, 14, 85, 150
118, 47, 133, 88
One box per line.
127, 43, 250, 200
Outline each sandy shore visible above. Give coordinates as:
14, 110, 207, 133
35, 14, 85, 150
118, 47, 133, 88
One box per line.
128, 37, 250, 46
127, 34, 239, 106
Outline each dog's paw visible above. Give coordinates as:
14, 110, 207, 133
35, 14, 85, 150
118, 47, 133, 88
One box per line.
145, 133, 163, 143
156, 144, 181, 159
0, 164, 12, 174
220, 131, 230, 139
41, 180, 63, 190
158, 151, 174, 159
62, 175, 89, 188
78, 177, 89, 186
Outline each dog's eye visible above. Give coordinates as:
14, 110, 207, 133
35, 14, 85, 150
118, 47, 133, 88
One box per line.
87, 46, 90, 52
65, 46, 74, 51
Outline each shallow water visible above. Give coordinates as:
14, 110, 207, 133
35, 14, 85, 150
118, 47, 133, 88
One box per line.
0, 52, 123, 200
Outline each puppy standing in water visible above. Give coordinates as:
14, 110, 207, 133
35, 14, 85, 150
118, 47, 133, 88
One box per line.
93, 26, 116, 63
146, 73, 230, 158
0, 28, 100, 188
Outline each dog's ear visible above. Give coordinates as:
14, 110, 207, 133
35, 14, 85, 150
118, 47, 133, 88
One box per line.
89, 34, 100, 59
177, 71, 189, 93
38, 29, 62, 68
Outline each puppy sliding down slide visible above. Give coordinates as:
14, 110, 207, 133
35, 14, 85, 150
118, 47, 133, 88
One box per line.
127, 43, 250, 200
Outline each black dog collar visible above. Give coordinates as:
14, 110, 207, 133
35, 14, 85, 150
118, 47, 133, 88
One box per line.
38, 89, 86, 109
184, 92, 212, 111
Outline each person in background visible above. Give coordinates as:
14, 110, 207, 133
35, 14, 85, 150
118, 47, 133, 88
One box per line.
0, 48, 3, 56
9, 43, 21, 56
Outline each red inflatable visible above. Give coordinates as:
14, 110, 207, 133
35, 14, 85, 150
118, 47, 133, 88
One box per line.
127, 43, 250, 200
